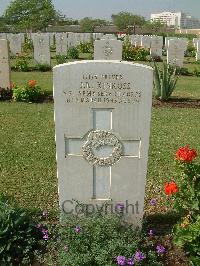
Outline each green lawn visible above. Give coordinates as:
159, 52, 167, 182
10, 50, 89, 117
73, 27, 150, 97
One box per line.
0, 101, 199, 213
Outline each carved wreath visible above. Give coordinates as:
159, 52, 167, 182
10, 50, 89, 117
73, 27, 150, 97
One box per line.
82, 130, 123, 166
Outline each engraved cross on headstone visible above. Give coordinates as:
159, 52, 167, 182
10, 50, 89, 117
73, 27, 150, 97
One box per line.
65, 108, 141, 200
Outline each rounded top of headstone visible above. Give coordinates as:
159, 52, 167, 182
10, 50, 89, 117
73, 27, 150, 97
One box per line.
53, 60, 153, 71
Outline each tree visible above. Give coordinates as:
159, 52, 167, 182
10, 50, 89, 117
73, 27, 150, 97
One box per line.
145, 20, 166, 32
3, 0, 58, 32
0, 17, 7, 32
111, 12, 145, 33
79, 17, 109, 32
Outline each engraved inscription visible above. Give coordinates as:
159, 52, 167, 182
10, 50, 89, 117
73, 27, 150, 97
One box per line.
63, 73, 142, 104
103, 41, 113, 58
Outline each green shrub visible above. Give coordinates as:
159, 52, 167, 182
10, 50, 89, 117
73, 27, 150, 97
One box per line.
122, 42, 149, 61
35, 63, 52, 72
22, 39, 34, 54
176, 67, 192, 76
0, 87, 13, 100
185, 44, 196, 57
55, 54, 67, 64
0, 194, 43, 264
67, 47, 79, 59
58, 212, 164, 266
173, 215, 200, 265
78, 41, 93, 53
15, 54, 30, 71
153, 61, 178, 101
13, 80, 44, 102
163, 146, 200, 264
193, 67, 200, 77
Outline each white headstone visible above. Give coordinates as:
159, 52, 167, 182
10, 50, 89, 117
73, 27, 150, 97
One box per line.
165, 37, 178, 48
196, 40, 200, 61
130, 35, 142, 46
150, 36, 163, 57
141, 35, 151, 49
55, 33, 68, 55
167, 39, 185, 67
0, 33, 7, 40
0, 39, 11, 89
94, 39, 122, 60
49, 33, 55, 46
53, 60, 153, 226
101, 34, 117, 40
8, 34, 22, 55
67, 32, 76, 48
33, 34, 51, 65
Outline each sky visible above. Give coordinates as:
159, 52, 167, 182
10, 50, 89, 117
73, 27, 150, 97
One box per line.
0, 0, 200, 20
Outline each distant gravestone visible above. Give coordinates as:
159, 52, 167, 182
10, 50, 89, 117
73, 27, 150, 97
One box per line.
49, 33, 55, 46
196, 40, 200, 61
67, 32, 76, 48
33, 34, 51, 65
165, 37, 177, 48
150, 36, 163, 57
141, 35, 151, 49
94, 39, 122, 60
55, 33, 68, 55
167, 39, 185, 67
0, 33, 7, 40
193, 38, 199, 48
101, 34, 117, 40
8, 34, 22, 55
53, 60, 153, 226
93, 33, 104, 40
130, 35, 142, 46
0, 39, 11, 89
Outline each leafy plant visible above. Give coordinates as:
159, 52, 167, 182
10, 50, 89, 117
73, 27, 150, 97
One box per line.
122, 41, 149, 61
13, 80, 45, 102
58, 212, 164, 266
153, 61, 178, 101
173, 215, 200, 265
0, 194, 43, 264
55, 54, 67, 64
176, 67, 192, 76
67, 47, 79, 59
14, 54, 30, 71
22, 38, 33, 53
35, 63, 52, 72
0, 87, 13, 100
78, 41, 93, 54
193, 67, 200, 77
185, 44, 196, 57
163, 146, 200, 264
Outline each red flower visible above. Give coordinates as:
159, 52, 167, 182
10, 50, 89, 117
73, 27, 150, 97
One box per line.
164, 181, 178, 195
175, 146, 197, 162
28, 80, 37, 87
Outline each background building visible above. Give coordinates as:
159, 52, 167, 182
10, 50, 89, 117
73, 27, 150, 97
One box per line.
151, 12, 200, 29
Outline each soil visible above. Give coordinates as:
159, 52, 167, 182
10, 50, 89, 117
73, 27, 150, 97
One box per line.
153, 98, 200, 109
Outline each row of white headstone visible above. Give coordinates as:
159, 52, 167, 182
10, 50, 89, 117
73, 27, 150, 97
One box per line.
1, 33, 200, 89
94, 35, 199, 67
0, 32, 104, 55
1, 32, 200, 66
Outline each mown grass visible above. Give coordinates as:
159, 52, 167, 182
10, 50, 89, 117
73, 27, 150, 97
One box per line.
0, 101, 199, 214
